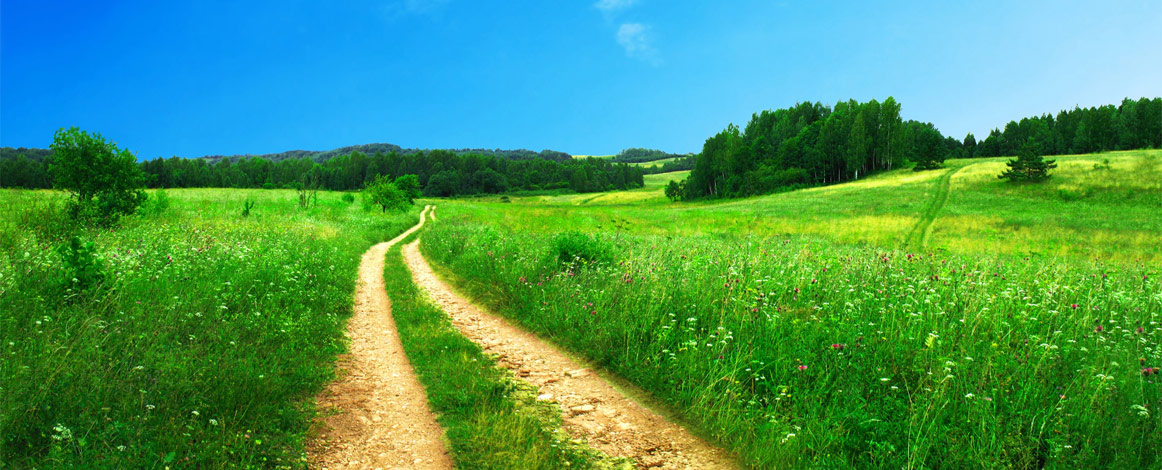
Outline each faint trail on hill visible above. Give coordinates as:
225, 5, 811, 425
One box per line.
904, 166, 960, 250
403, 241, 738, 470
309, 206, 453, 470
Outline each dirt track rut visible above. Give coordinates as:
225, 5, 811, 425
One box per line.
309, 206, 453, 470
403, 240, 737, 470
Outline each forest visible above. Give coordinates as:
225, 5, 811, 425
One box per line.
0, 149, 643, 196
682, 97, 1162, 199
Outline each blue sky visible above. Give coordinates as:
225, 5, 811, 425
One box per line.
2, 0, 1160, 158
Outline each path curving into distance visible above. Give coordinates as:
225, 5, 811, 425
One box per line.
309, 205, 453, 470
403, 240, 738, 470
903, 166, 961, 250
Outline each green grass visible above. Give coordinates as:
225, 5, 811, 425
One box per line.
3, 149, 1157, 468
421, 220, 1161, 469
413, 150, 1162, 468
1, 188, 417, 468
438, 150, 1162, 263
382, 241, 626, 469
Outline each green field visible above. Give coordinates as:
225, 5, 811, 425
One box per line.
2, 149, 1159, 468
446, 150, 1161, 264
0, 189, 420, 467
415, 149, 1161, 467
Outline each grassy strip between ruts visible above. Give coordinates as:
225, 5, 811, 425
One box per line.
382, 237, 629, 470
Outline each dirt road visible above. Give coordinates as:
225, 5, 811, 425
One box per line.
309, 206, 453, 470
403, 240, 737, 470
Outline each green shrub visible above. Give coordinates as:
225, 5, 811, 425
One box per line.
341, 193, 355, 204
552, 231, 612, 265
48, 127, 148, 225
148, 189, 171, 215
55, 236, 105, 293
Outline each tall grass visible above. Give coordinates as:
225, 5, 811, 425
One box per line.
421, 221, 1161, 468
0, 189, 417, 468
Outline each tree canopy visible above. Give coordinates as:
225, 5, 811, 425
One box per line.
48, 127, 148, 223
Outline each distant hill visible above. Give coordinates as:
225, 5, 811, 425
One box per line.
1, 143, 574, 163
0, 147, 52, 162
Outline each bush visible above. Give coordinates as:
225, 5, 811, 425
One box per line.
341, 193, 356, 204
552, 231, 612, 265
148, 189, 171, 215
55, 236, 106, 294
48, 127, 148, 225
363, 175, 411, 213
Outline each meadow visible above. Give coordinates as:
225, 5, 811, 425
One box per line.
1, 149, 1158, 469
447, 150, 1161, 263
418, 149, 1162, 468
0, 189, 418, 468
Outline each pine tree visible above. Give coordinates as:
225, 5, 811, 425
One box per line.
998, 142, 1057, 182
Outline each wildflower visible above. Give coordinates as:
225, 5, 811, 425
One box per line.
830, 343, 845, 350
965, 393, 975, 399
797, 365, 808, 371
1070, 304, 1078, 309
209, 419, 219, 426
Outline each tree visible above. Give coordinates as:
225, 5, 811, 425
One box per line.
393, 174, 422, 203
363, 174, 410, 212
664, 180, 685, 201
963, 133, 977, 157
999, 141, 1057, 182
49, 127, 148, 223
424, 170, 461, 196
907, 122, 946, 171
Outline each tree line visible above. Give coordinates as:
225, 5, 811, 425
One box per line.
682, 98, 909, 199
611, 148, 689, 163
675, 97, 1161, 200
959, 97, 1162, 159
0, 147, 644, 196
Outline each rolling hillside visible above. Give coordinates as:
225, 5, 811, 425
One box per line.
440, 149, 1162, 263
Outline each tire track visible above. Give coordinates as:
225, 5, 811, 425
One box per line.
309, 206, 453, 470
903, 166, 959, 250
403, 240, 738, 470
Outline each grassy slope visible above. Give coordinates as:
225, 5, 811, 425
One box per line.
0, 189, 417, 468
418, 149, 1161, 468
439, 150, 1162, 263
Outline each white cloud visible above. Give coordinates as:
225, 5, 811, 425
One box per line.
594, 0, 639, 13
616, 23, 661, 65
